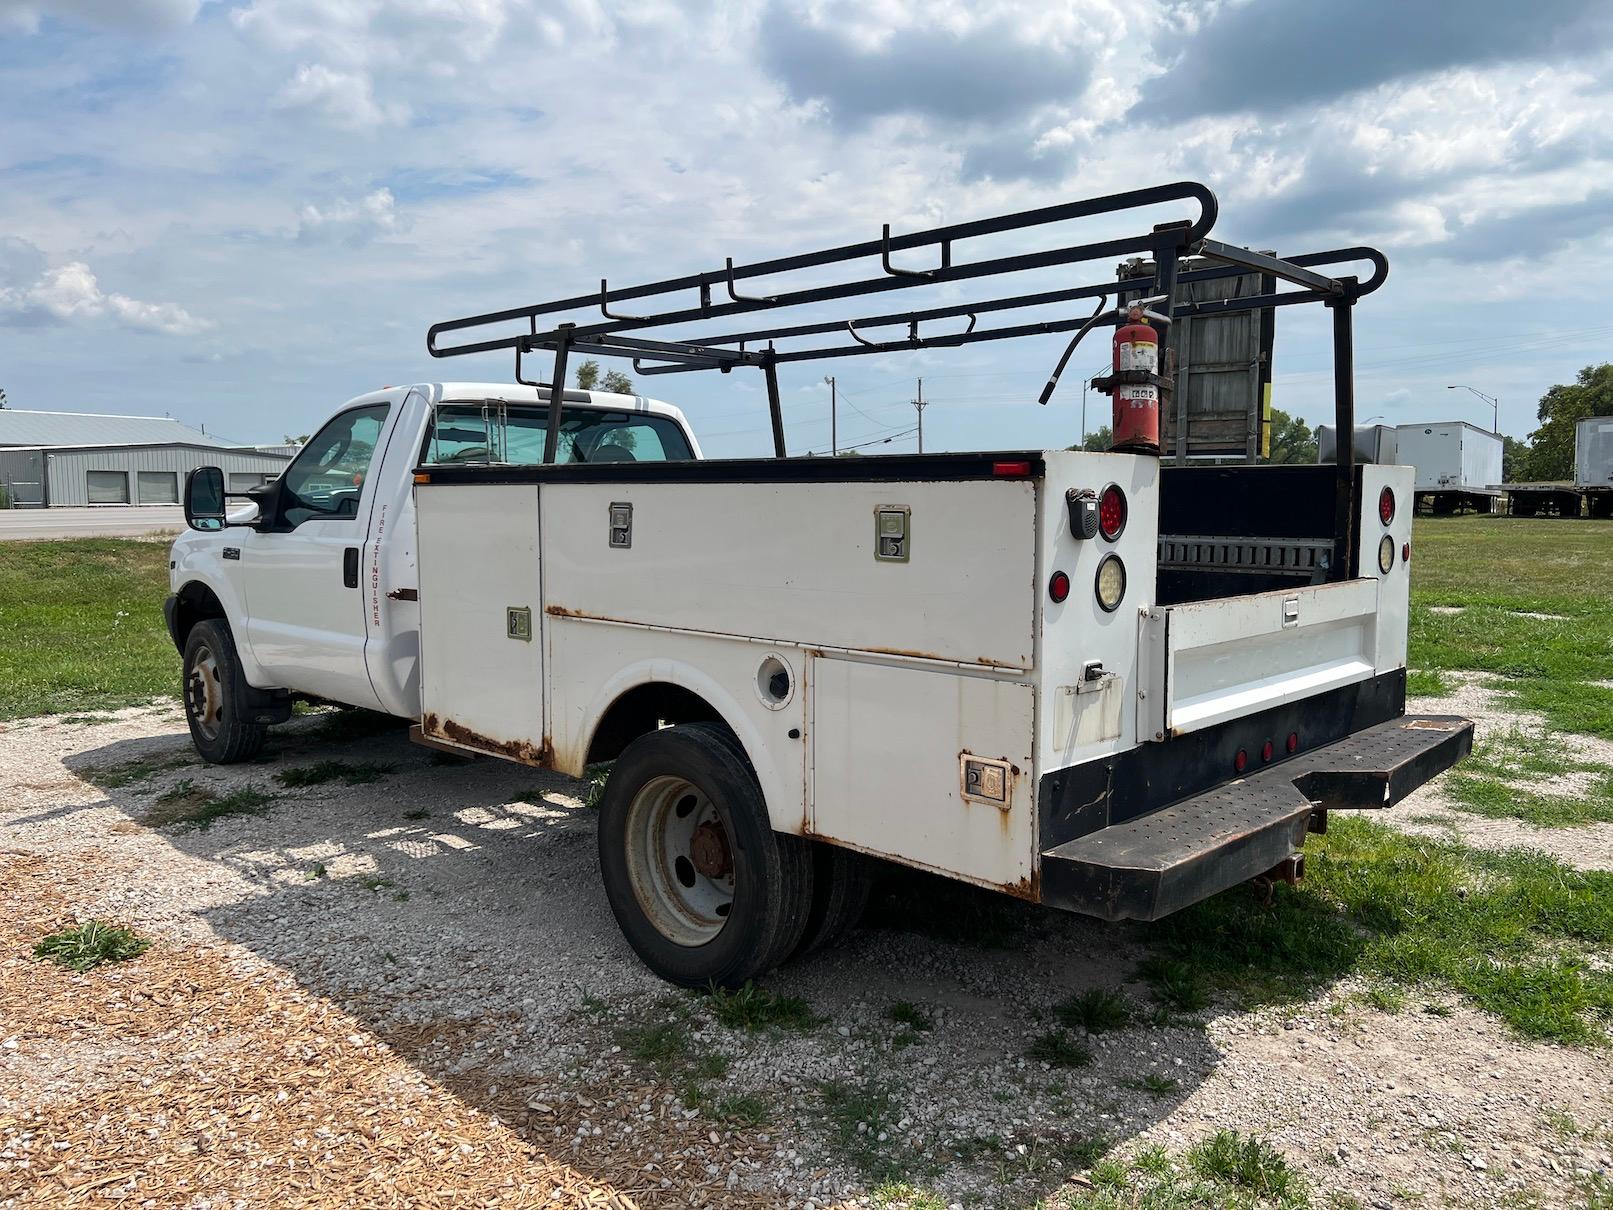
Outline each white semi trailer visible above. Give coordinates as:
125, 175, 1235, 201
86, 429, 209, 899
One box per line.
1394, 421, 1503, 515
168, 184, 1471, 987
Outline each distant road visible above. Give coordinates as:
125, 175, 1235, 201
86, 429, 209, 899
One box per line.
0, 506, 184, 541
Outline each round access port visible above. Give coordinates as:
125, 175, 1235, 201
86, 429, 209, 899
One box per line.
756, 655, 794, 709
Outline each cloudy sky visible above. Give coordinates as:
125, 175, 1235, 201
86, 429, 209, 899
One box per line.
2, 0, 1611, 456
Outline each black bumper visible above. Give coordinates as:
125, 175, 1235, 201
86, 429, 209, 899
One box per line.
1039, 713, 1473, 922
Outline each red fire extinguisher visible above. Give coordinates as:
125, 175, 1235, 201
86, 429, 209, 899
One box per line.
1109, 305, 1161, 454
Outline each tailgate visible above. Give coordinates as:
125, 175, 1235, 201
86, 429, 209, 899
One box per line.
1141, 579, 1381, 737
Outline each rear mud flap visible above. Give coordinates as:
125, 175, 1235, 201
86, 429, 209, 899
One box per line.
1040, 714, 1472, 922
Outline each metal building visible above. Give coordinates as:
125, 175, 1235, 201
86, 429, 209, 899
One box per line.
0, 410, 291, 508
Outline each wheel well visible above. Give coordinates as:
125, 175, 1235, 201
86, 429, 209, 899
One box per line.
172, 581, 227, 650
585, 682, 729, 765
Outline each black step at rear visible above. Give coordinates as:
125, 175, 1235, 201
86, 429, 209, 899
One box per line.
1040, 715, 1473, 923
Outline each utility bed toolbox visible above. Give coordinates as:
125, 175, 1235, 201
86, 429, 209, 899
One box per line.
1040, 714, 1473, 921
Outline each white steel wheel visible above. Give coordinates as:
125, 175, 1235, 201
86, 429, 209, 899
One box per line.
624, 775, 736, 946
185, 643, 224, 741
180, 619, 268, 764
597, 723, 815, 988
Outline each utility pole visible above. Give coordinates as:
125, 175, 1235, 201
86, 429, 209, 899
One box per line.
823, 375, 837, 455
914, 377, 926, 453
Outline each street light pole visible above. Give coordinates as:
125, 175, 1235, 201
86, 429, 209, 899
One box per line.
824, 375, 836, 455
1447, 384, 1499, 434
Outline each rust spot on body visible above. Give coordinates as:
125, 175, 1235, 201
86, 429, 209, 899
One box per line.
427, 716, 553, 768
544, 604, 592, 619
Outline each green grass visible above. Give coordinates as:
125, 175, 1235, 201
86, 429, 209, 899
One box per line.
1026, 1028, 1093, 1068
1409, 516, 1613, 739
34, 920, 151, 972
1067, 1140, 1312, 1209
816, 1077, 915, 1183
275, 760, 394, 788
706, 981, 822, 1031
1138, 815, 1613, 1045
714, 1092, 770, 1127
886, 1000, 935, 1033
0, 538, 176, 719
1405, 669, 1453, 697
1444, 731, 1613, 828
142, 780, 274, 830
1187, 1131, 1305, 1202
88, 750, 195, 788
1054, 987, 1132, 1033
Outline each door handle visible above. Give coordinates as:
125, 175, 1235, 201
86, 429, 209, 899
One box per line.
343, 547, 359, 589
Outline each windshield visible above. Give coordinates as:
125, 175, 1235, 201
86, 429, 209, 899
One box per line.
423, 402, 694, 466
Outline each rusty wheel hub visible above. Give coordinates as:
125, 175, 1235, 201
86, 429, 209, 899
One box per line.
688, 820, 733, 878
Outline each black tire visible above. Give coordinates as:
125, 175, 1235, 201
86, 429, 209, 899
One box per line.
793, 842, 876, 958
597, 722, 813, 988
182, 619, 268, 764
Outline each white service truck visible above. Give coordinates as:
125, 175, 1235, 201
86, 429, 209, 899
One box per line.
166, 184, 1472, 987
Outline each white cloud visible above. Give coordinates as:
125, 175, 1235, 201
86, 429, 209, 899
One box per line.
0, 0, 201, 33
297, 188, 401, 244
273, 63, 402, 129
0, 260, 211, 336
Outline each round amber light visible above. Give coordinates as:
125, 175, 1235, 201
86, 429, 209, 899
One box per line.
1095, 554, 1126, 612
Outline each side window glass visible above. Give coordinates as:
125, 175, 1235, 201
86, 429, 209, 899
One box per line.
280, 403, 390, 527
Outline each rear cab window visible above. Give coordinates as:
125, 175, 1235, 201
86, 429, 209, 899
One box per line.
422, 401, 694, 466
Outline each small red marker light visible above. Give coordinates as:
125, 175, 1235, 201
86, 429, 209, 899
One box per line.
1048, 570, 1071, 603
1233, 748, 1248, 774
1287, 732, 1299, 754
992, 460, 1033, 478
1402, 541, 1411, 563
1261, 739, 1274, 763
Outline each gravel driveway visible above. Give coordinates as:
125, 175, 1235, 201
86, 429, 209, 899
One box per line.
1, 700, 1608, 1208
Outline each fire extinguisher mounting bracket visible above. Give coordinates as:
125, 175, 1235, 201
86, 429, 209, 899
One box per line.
1090, 369, 1174, 396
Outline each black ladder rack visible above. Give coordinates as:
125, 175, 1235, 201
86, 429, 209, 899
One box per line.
424, 180, 1388, 574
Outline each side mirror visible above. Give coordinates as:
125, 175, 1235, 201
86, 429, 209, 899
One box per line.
184, 466, 227, 532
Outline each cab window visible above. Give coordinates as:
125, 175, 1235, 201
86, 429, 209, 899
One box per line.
423, 403, 693, 466
279, 403, 390, 527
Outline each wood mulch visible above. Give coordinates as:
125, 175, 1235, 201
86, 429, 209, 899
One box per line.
0, 852, 647, 1208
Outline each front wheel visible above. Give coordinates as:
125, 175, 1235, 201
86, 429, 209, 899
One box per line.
182, 620, 268, 764
597, 723, 813, 987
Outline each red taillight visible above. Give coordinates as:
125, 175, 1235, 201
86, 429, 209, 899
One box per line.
1379, 486, 1395, 526
1287, 732, 1299, 754
1233, 748, 1248, 774
1098, 484, 1127, 540
992, 460, 1033, 478
1048, 570, 1070, 603
1261, 739, 1274, 763
1402, 541, 1411, 563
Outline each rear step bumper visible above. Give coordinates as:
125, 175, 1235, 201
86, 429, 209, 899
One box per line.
1040, 714, 1473, 923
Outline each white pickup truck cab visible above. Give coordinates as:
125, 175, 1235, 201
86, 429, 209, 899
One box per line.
167, 383, 699, 736
167, 184, 1473, 987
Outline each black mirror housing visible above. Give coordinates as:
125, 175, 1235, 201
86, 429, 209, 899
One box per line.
184, 466, 227, 532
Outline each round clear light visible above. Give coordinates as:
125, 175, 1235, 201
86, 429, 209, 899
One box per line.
1378, 534, 1395, 574
1095, 554, 1126, 612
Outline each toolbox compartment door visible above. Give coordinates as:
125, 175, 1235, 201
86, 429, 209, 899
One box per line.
1145, 578, 1380, 738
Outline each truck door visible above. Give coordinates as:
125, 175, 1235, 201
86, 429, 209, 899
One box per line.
236, 399, 397, 709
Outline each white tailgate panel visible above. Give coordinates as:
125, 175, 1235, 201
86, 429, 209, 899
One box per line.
416, 484, 545, 752
810, 656, 1035, 891
1165, 579, 1379, 735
